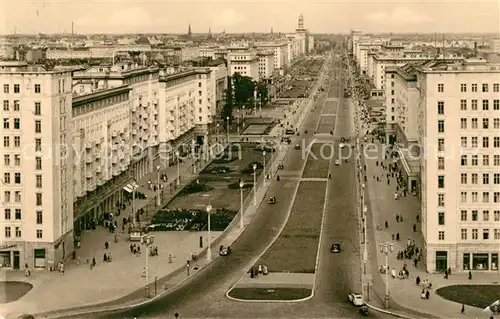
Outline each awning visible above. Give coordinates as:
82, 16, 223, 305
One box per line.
123, 183, 139, 193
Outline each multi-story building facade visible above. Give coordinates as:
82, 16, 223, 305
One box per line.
0, 61, 74, 270
257, 51, 275, 80
227, 51, 259, 81
255, 42, 288, 71
414, 60, 500, 273
490, 38, 500, 54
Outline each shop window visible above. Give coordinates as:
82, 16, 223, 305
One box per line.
492, 254, 499, 271
463, 253, 470, 270
34, 248, 46, 268
472, 253, 489, 270
0, 251, 11, 267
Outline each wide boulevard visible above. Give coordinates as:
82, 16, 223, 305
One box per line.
77, 49, 392, 319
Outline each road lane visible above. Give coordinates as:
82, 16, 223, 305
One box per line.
77, 51, 393, 319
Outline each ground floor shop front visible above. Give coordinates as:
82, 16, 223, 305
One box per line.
0, 231, 73, 270
425, 244, 500, 273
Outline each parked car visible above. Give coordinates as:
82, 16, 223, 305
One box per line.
348, 292, 365, 306
295, 144, 301, 150
331, 243, 341, 253
335, 159, 340, 166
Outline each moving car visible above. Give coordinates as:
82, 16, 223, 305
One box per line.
219, 245, 231, 256
348, 293, 365, 306
331, 243, 341, 253
295, 144, 301, 150
268, 196, 276, 204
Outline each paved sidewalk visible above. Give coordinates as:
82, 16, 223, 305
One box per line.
363, 141, 494, 319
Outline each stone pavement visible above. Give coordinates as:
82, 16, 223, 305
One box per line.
363, 141, 494, 318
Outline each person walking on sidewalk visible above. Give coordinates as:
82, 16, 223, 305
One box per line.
461, 304, 465, 314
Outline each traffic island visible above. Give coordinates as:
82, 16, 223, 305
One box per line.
302, 143, 332, 178
436, 284, 500, 309
227, 287, 313, 301
0, 281, 33, 303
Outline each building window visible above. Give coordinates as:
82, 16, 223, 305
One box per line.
4, 208, 11, 220
461, 210, 467, 221
36, 193, 42, 206
461, 229, 467, 240
460, 118, 467, 129
15, 208, 21, 220
15, 191, 20, 202
36, 230, 43, 239
437, 101, 444, 115
483, 229, 489, 240
34, 84, 41, 94
471, 99, 479, 111
461, 192, 467, 203
494, 173, 500, 184
35, 138, 41, 152
438, 139, 445, 152
14, 136, 20, 147
472, 229, 478, 239
3, 84, 9, 93
5, 227, 11, 238
35, 120, 41, 133
438, 212, 445, 225
483, 173, 489, 184
4, 154, 10, 166
483, 154, 490, 166
482, 84, 488, 92
472, 192, 478, 202
494, 118, 499, 129
36, 157, 42, 170
483, 100, 489, 111
3, 118, 9, 129
4, 191, 10, 202
483, 192, 490, 203
460, 99, 467, 110
472, 210, 478, 221
472, 173, 478, 184
495, 210, 500, 221
494, 137, 500, 148
4, 173, 10, 184
496, 155, 500, 166
13, 100, 19, 111
438, 193, 445, 207
438, 157, 445, 170
460, 84, 467, 92
495, 100, 500, 110
438, 120, 445, 133
483, 210, 490, 221
472, 155, 478, 166
438, 231, 445, 240
494, 83, 499, 92
438, 175, 445, 188
472, 84, 478, 92
15, 226, 21, 238
483, 137, 489, 148
36, 211, 43, 224
14, 173, 21, 184
461, 137, 467, 147
13, 118, 20, 129
472, 118, 478, 129
13, 84, 20, 93
36, 175, 42, 188
438, 83, 444, 92
461, 173, 468, 184
14, 154, 19, 166
34, 102, 41, 115
483, 118, 489, 129
472, 136, 478, 148
3, 100, 8, 111
461, 155, 468, 166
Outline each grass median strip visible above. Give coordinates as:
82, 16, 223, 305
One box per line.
256, 181, 327, 273
228, 287, 312, 301
317, 116, 336, 134
436, 284, 500, 309
302, 143, 332, 178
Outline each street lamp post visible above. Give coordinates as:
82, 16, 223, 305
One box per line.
252, 164, 257, 206
156, 166, 161, 207
216, 123, 220, 144
239, 181, 245, 229
379, 242, 394, 309
142, 234, 155, 298
226, 116, 230, 144
262, 151, 267, 181
206, 205, 212, 261
175, 150, 180, 186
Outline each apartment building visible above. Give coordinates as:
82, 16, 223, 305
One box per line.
0, 61, 74, 270
414, 60, 500, 273
371, 53, 465, 90
257, 51, 275, 80
227, 51, 259, 81
255, 42, 288, 71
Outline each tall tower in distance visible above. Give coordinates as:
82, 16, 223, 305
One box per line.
298, 14, 304, 30
188, 23, 192, 37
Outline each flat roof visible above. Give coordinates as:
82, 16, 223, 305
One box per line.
72, 85, 131, 108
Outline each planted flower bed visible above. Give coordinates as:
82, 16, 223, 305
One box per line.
178, 179, 214, 196
149, 208, 237, 232
241, 161, 264, 174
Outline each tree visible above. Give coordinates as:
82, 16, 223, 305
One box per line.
232, 73, 255, 107
257, 83, 268, 106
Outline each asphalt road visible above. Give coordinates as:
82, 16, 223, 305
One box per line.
79, 52, 391, 319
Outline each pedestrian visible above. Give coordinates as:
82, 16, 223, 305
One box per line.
468, 270, 472, 280
396, 233, 400, 241
413, 224, 417, 232
396, 215, 400, 222
105, 241, 109, 249
416, 276, 420, 285
414, 258, 418, 267
385, 221, 388, 228
461, 303, 465, 314
425, 290, 430, 299
444, 269, 448, 279
448, 267, 451, 275
391, 268, 396, 279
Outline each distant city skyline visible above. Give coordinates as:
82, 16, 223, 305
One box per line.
1, 0, 499, 35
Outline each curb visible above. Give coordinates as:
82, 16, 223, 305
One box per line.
225, 288, 314, 304
365, 302, 417, 319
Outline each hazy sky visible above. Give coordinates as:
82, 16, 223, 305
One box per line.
1, 0, 499, 34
